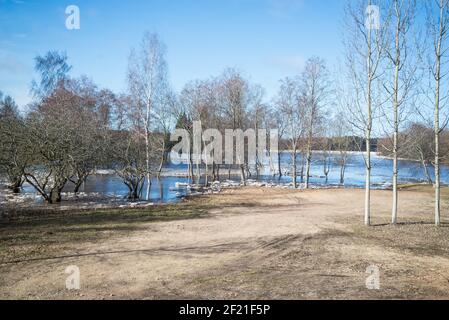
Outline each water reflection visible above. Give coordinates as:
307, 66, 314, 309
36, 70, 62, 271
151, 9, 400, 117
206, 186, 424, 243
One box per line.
18, 153, 449, 203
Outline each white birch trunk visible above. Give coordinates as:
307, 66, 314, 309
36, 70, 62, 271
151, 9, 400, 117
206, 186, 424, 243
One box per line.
434, 2, 443, 227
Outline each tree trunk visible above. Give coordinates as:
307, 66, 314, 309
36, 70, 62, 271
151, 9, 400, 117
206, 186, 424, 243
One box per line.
391, 88, 399, 224
323, 155, 330, 184
74, 180, 83, 194
365, 12, 373, 227
365, 137, 371, 226
189, 160, 194, 181
305, 150, 311, 189
240, 165, 246, 186
300, 152, 305, 183
278, 151, 282, 177
292, 150, 297, 188
145, 132, 151, 201
157, 140, 167, 178
340, 161, 346, 185
434, 7, 443, 226
435, 97, 441, 226
365, 87, 372, 226
392, 148, 398, 224
49, 189, 62, 204
204, 161, 209, 187
391, 12, 401, 225
73, 174, 88, 194
422, 160, 433, 185
196, 159, 200, 185
11, 185, 21, 194
8, 177, 22, 194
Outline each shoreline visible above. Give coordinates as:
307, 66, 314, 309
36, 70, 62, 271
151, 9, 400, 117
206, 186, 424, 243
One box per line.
0, 179, 437, 217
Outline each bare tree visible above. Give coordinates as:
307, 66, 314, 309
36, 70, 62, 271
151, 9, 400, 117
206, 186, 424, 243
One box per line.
128, 32, 169, 200
64, 78, 112, 194
179, 79, 216, 185
409, 123, 435, 184
301, 57, 329, 189
344, 0, 388, 226
153, 88, 177, 178
249, 85, 267, 178
275, 77, 304, 188
319, 126, 332, 184
426, 0, 449, 226
381, 0, 417, 224
112, 131, 148, 200
0, 93, 26, 193
219, 69, 251, 185
273, 105, 288, 177
31, 51, 72, 98
24, 88, 84, 203
332, 112, 352, 184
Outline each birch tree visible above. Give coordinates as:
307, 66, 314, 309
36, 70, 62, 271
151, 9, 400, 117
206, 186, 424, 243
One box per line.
31, 51, 72, 98
344, 0, 388, 226
301, 57, 329, 189
219, 69, 251, 185
275, 77, 304, 188
273, 104, 288, 177
407, 123, 434, 184
382, 0, 417, 224
332, 113, 352, 185
128, 32, 169, 200
249, 86, 267, 178
426, 0, 449, 226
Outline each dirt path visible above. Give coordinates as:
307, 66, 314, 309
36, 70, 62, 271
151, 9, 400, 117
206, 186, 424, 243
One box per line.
1, 187, 449, 299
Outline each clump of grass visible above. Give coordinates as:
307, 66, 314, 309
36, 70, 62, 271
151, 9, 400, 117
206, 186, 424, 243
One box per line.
349, 221, 449, 258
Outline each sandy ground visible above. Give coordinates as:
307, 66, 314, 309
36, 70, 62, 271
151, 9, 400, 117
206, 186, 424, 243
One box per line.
1, 186, 449, 300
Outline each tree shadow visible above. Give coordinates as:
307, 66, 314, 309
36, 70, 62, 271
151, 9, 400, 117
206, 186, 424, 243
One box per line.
371, 221, 449, 228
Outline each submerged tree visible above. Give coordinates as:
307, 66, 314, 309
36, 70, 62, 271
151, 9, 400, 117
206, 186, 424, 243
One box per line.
219, 69, 252, 185
332, 113, 352, 185
128, 32, 170, 200
301, 57, 329, 189
275, 77, 304, 188
23, 82, 107, 203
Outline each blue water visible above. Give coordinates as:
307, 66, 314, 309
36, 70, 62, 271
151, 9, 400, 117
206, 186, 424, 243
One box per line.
165, 152, 446, 187
18, 152, 448, 203
21, 176, 191, 204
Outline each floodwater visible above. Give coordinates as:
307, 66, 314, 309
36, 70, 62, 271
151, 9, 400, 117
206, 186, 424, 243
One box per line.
17, 152, 447, 203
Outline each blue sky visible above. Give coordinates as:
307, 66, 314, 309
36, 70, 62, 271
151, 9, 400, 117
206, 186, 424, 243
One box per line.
0, 0, 346, 107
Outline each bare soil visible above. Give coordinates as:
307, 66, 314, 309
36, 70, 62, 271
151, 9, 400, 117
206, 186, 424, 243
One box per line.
1, 186, 449, 300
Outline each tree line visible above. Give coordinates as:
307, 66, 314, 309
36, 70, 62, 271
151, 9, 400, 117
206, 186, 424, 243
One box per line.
0, 35, 353, 204
1, 1, 449, 228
